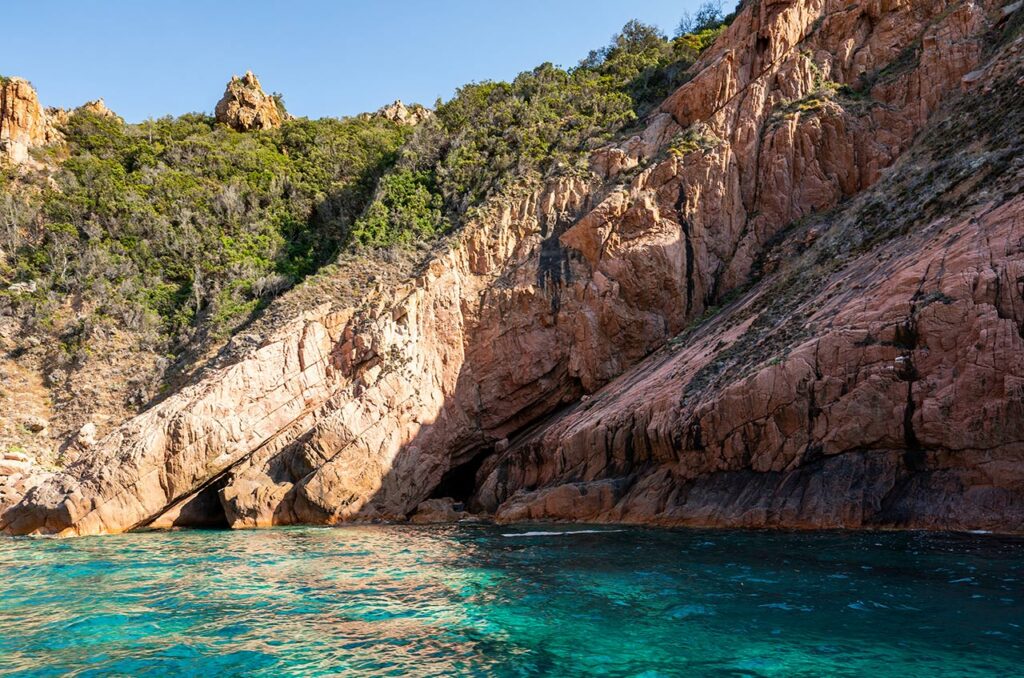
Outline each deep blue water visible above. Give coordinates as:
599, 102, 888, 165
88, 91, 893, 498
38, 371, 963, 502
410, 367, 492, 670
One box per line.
0, 525, 1021, 676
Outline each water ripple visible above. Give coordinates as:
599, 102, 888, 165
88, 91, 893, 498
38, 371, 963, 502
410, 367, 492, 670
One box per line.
1, 526, 1022, 676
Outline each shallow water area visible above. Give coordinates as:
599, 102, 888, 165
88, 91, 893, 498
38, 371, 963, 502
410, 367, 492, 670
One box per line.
1, 525, 1021, 676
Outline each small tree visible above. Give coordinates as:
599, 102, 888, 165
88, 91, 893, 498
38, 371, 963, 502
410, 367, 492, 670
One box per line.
271, 92, 288, 120
614, 19, 666, 53
676, 1, 726, 37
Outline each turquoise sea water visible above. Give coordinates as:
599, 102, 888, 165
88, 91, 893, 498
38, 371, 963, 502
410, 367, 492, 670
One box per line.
0, 525, 1021, 677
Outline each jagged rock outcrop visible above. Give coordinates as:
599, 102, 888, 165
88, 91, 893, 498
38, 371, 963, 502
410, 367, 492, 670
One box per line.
484, 183, 1024, 530
4, 0, 1024, 536
0, 78, 48, 163
478, 6, 1024, 529
77, 98, 119, 120
215, 71, 284, 131
373, 100, 432, 126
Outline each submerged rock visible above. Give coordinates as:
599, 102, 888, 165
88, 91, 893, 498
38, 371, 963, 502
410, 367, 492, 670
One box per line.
410, 498, 472, 524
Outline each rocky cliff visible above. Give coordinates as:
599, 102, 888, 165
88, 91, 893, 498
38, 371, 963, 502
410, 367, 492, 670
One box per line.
0, 80, 120, 165
3, 0, 1024, 536
0, 78, 50, 163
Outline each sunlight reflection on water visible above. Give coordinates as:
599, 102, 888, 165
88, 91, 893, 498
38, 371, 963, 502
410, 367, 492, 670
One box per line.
1, 525, 1022, 676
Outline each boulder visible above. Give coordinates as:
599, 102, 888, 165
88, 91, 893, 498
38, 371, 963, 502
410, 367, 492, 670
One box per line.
75, 422, 98, 449
20, 416, 47, 434
0, 459, 31, 476
7, 280, 37, 294
410, 498, 471, 524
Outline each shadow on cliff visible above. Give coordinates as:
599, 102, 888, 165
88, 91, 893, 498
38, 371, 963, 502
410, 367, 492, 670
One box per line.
142, 213, 594, 530
307, 214, 592, 524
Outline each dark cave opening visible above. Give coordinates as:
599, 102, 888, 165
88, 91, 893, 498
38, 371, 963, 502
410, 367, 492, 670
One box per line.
431, 449, 492, 503
161, 476, 230, 529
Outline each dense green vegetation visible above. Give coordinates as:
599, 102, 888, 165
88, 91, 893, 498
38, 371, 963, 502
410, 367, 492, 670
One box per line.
354, 12, 735, 242
1, 112, 409, 344
1, 7, 737, 365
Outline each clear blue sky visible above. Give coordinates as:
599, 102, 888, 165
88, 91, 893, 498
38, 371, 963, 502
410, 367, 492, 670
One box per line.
0, 1, 704, 122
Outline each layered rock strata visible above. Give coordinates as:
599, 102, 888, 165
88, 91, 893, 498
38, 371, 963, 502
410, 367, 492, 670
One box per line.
4, 0, 1023, 536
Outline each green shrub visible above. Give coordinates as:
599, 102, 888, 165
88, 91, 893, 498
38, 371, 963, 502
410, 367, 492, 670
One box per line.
378, 17, 727, 233
2, 109, 410, 346
353, 170, 444, 246
1, 11, 740, 370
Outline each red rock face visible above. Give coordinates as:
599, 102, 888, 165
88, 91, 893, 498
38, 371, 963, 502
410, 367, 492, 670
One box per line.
0, 78, 47, 163
476, 15, 1024, 529
4, 0, 1023, 536
480, 190, 1024, 530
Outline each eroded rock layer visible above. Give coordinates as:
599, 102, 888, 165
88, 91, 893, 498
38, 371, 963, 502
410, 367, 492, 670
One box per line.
4, 0, 1023, 536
